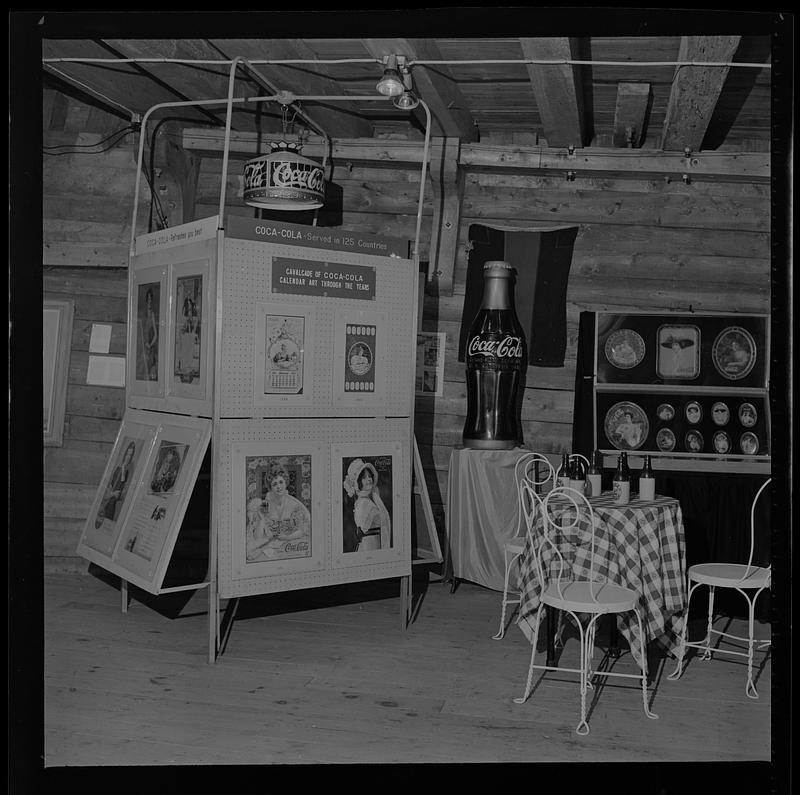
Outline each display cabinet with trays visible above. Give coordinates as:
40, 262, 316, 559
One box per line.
591, 311, 770, 474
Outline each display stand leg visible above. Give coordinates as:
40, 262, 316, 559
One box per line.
400, 575, 410, 630
208, 578, 218, 664
218, 597, 241, 656
121, 578, 128, 613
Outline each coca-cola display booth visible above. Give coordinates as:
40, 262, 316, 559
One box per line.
76, 213, 429, 658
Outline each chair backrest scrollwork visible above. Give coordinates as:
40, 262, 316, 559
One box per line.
737, 478, 771, 585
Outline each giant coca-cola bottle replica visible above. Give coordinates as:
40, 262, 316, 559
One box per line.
462, 261, 526, 449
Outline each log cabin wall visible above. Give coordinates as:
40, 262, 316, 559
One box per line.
42, 88, 770, 571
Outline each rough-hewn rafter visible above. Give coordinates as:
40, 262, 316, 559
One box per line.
660, 36, 741, 152
519, 38, 586, 148
209, 38, 374, 139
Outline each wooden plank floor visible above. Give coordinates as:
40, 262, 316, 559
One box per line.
44, 569, 771, 766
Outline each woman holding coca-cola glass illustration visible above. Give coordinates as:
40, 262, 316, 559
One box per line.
342, 459, 391, 552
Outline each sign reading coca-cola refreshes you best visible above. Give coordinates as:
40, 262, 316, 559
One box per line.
272, 257, 376, 300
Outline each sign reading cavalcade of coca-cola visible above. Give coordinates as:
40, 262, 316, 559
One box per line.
462, 261, 526, 449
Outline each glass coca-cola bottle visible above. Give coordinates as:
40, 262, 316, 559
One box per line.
462, 261, 526, 449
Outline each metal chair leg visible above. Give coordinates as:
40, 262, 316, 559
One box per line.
514, 602, 544, 705
492, 550, 518, 640
745, 591, 759, 699
576, 616, 591, 736
634, 608, 659, 720
668, 579, 694, 681
700, 585, 715, 660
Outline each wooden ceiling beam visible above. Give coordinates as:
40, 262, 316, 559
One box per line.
209, 39, 374, 139
660, 36, 742, 152
519, 38, 586, 148
361, 38, 478, 142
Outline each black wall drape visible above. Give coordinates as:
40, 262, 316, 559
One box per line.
458, 224, 578, 366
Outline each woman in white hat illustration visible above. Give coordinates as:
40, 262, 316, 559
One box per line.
343, 458, 391, 552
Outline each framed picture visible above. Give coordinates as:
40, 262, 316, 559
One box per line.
332, 308, 387, 408
656, 324, 701, 379
112, 414, 212, 586
229, 441, 326, 580
168, 259, 212, 401
253, 301, 316, 409
43, 297, 74, 446
415, 331, 446, 397
78, 419, 155, 557
331, 441, 405, 569
128, 265, 167, 398
76, 410, 212, 592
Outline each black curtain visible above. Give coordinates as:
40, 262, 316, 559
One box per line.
458, 224, 578, 366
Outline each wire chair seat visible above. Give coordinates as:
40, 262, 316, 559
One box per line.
686, 562, 770, 590
540, 579, 639, 615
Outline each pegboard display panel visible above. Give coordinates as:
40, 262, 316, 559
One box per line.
219, 237, 416, 418
128, 218, 220, 417
216, 417, 412, 598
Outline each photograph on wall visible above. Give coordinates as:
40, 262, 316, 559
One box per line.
656, 324, 701, 379
253, 301, 315, 409
265, 313, 306, 395
713, 326, 757, 380
78, 423, 154, 557
229, 441, 326, 580
415, 331, 446, 397
135, 281, 161, 382
331, 442, 405, 569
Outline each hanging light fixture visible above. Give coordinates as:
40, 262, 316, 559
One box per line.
375, 54, 406, 97
392, 68, 419, 110
242, 104, 325, 210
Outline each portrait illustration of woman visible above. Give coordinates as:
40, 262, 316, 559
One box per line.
150, 444, 183, 494
138, 286, 159, 381
94, 440, 137, 528
342, 458, 392, 553
246, 466, 311, 562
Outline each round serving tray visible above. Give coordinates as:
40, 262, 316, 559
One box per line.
604, 329, 645, 370
604, 401, 649, 450
712, 326, 757, 381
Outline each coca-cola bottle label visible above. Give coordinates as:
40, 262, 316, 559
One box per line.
466, 333, 524, 370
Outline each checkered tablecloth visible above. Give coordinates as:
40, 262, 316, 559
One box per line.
516, 492, 687, 666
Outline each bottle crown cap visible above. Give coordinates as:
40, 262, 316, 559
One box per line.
483, 260, 513, 276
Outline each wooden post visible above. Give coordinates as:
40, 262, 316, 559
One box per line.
428, 137, 464, 296
121, 578, 128, 613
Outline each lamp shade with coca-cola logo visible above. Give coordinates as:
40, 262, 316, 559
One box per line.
243, 141, 325, 210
